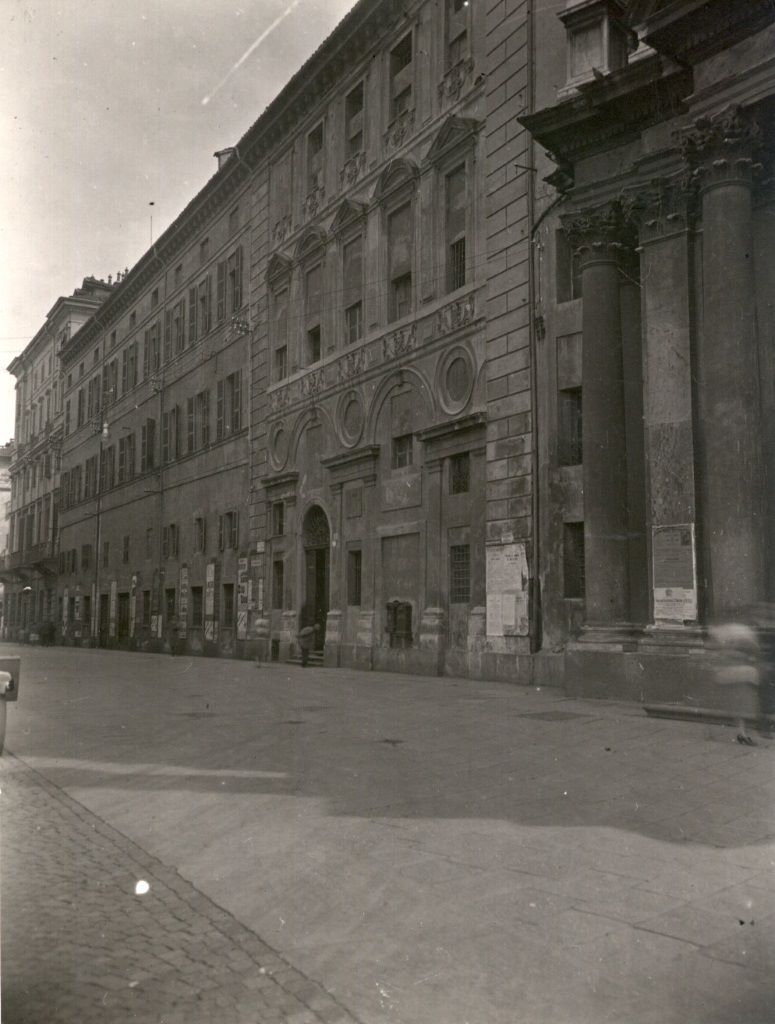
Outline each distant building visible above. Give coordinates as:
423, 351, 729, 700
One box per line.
0, 441, 12, 633
1, 278, 112, 639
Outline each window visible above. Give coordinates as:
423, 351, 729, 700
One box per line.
191, 586, 204, 626
187, 390, 210, 452
218, 510, 239, 551
446, 0, 468, 68
102, 539, 110, 568
391, 433, 413, 469
558, 387, 583, 466
122, 535, 130, 564
143, 322, 161, 377
450, 452, 470, 494
76, 387, 85, 427
129, 311, 136, 330
140, 417, 156, 471
162, 523, 179, 560
200, 237, 209, 265
307, 123, 324, 192
193, 516, 206, 553
164, 308, 173, 362
563, 522, 585, 599
100, 445, 116, 490
121, 342, 138, 392
87, 374, 101, 420
386, 600, 412, 647
65, 399, 71, 436
342, 235, 363, 344
151, 287, 159, 309
556, 229, 582, 302
450, 544, 471, 603
227, 247, 243, 312
229, 206, 239, 234
345, 82, 364, 157
81, 544, 91, 571
222, 583, 235, 626
174, 264, 183, 288
161, 405, 181, 463
272, 502, 285, 537
145, 527, 153, 560
388, 203, 413, 320
272, 288, 289, 381
305, 264, 322, 364
347, 549, 362, 606
117, 433, 136, 483
173, 300, 185, 353
272, 559, 285, 609
216, 371, 242, 439
446, 165, 467, 291
188, 286, 198, 344
198, 276, 212, 336
390, 33, 413, 119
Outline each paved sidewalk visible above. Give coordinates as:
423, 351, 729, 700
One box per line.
1, 645, 775, 1023
0, 754, 359, 1024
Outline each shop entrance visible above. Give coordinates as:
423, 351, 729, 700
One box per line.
302, 505, 330, 652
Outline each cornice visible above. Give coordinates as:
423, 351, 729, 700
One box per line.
644, 0, 775, 65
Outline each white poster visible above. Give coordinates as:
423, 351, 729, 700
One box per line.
653, 524, 697, 622
486, 542, 530, 637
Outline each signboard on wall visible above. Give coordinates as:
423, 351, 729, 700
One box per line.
486, 542, 530, 637
652, 524, 697, 622
179, 566, 189, 638
237, 557, 249, 640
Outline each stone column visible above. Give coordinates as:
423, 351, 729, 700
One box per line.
682, 106, 764, 619
420, 458, 445, 672
630, 179, 698, 625
565, 204, 632, 627
324, 482, 344, 666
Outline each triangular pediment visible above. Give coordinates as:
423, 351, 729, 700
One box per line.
424, 116, 482, 165
330, 199, 366, 236
294, 225, 327, 260
266, 252, 293, 283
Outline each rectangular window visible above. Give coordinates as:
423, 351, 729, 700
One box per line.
307, 123, 324, 192
218, 510, 239, 551
100, 445, 116, 490
145, 527, 153, 560
563, 522, 585, 599
122, 535, 130, 564
151, 287, 159, 309
305, 264, 322, 362
446, 164, 467, 291
143, 322, 161, 378
198, 276, 212, 336
272, 502, 285, 537
229, 206, 239, 234
388, 203, 413, 320
173, 300, 186, 353
347, 549, 362, 606
450, 452, 470, 494
193, 516, 206, 553
390, 33, 413, 119
556, 229, 582, 302
558, 387, 583, 466
345, 81, 364, 157
191, 586, 204, 626
81, 544, 91, 571
216, 371, 242, 439
161, 406, 180, 463
307, 325, 321, 365
274, 345, 288, 382
222, 583, 235, 626
65, 399, 71, 436
140, 417, 156, 471
227, 246, 243, 312
273, 288, 289, 381
175, 264, 183, 288
121, 342, 138, 392
200, 237, 209, 265
187, 389, 210, 452
162, 523, 179, 560
447, 0, 468, 68
342, 235, 363, 343
391, 433, 413, 469
76, 388, 85, 427
450, 544, 471, 603
272, 559, 285, 610
188, 286, 198, 344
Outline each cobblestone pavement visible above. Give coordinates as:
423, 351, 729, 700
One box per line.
0, 753, 361, 1024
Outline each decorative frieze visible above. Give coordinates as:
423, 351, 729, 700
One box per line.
383, 107, 415, 152
339, 151, 366, 190
438, 58, 475, 105
435, 294, 476, 336
300, 368, 325, 398
382, 323, 416, 361
338, 347, 365, 382
273, 215, 292, 245
304, 184, 326, 219
269, 386, 291, 413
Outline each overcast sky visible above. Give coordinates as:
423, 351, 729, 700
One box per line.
0, 0, 359, 442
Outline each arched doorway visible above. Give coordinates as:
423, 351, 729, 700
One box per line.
302, 505, 330, 651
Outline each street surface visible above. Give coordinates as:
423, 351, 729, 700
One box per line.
1, 645, 774, 1024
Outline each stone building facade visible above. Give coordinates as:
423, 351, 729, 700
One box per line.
56, 162, 256, 653
522, 0, 775, 705
246, 0, 541, 678
1, 278, 112, 640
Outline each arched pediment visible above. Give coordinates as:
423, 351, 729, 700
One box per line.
266, 252, 293, 284
372, 157, 418, 201
424, 116, 482, 166
294, 225, 327, 261
329, 199, 366, 236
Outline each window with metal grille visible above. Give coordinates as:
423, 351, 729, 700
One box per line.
272, 559, 285, 609
273, 288, 289, 380
343, 235, 363, 342
391, 433, 413, 469
446, 165, 467, 292
558, 387, 583, 466
563, 522, 585, 599
450, 544, 471, 603
450, 452, 470, 494
386, 600, 413, 647
347, 550, 362, 606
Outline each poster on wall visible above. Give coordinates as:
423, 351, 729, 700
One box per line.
237, 557, 249, 640
486, 542, 530, 637
652, 524, 697, 622
178, 566, 189, 638
109, 580, 117, 638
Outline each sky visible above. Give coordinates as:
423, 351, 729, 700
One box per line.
0, 0, 359, 442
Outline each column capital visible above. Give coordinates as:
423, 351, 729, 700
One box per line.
679, 104, 763, 192
623, 177, 690, 246
562, 202, 635, 269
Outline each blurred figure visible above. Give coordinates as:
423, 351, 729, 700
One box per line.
710, 602, 775, 744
